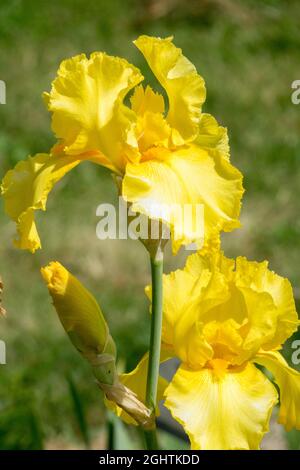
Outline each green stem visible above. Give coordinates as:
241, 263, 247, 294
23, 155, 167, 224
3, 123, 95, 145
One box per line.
107, 412, 116, 450
144, 250, 164, 450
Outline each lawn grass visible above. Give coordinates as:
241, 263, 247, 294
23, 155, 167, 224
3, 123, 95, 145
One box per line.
0, 0, 299, 449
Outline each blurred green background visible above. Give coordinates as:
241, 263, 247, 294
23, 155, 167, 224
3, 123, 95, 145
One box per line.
0, 0, 299, 450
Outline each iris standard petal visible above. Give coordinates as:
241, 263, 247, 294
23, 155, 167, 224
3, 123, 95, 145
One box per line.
134, 35, 206, 145
130, 85, 171, 152
130, 84, 165, 115
196, 113, 230, 160
45, 52, 143, 172
146, 267, 206, 347
235, 257, 299, 349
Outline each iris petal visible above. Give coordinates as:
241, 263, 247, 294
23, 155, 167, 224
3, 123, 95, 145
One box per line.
45, 52, 143, 172
164, 363, 277, 449
255, 350, 300, 431
1, 153, 79, 252
134, 35, 206, 144
123, 145, 243, 253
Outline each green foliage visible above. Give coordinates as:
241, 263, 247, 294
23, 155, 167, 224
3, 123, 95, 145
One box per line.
67, 374, 91, 448
0, 0, 299, 449
286, 429, 300, 450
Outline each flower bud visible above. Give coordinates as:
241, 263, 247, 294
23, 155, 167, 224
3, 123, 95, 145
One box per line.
41, 261, 153, 428
41, 261, 116, 385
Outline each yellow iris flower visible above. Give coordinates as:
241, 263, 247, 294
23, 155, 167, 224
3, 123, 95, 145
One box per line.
1, 36, 243, 253
123, 251, 300, 449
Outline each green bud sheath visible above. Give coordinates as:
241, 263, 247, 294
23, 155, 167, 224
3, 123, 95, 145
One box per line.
41, 262, 116, 372
41, 261, 153, 428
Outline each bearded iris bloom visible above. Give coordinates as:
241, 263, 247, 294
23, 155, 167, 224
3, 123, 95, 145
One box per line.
1, 36, 243, 253
119, 251, 299, 449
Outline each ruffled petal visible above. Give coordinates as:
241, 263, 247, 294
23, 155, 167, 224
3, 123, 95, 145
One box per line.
145, 252, 230, 355
45, 52, 143, 173
235, 286, 278, 361
178, 252, 295, 363
196, 113, 230, 160
164, 363, 277, 449
183, 252, 235, 318
255, 350, 300, 431
184, 249, 235, 280
130, 84, 165, 115
235, 257, 299, 349
130, 85, 170, 152
202, 319, 244, 363
134, 35, 206, 144
146, 266, 206, 347
123, 144, 243, 253
1, 153, 79, 252
173, 318, 213, 369
135, 111, 171, 152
